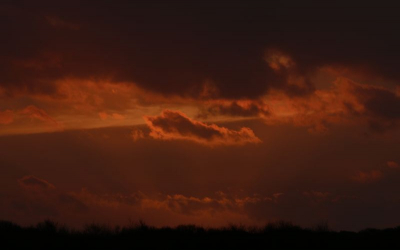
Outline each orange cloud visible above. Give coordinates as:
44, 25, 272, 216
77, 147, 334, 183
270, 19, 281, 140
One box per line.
131, 129, 145, 141
0, 78, 198, 135
144, 110, 261, 146
70, 189, 267, 217
52, 79, 136, 113
0, 105, 63, 135
387, 161, 399, 169
20, 105, 59, 125
0, 110, 14, 124
261, 77, 400, 132
264, 49, 295, 71
98, 112, 108, 120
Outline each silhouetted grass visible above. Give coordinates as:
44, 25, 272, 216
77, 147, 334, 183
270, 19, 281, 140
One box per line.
1, 219, 400, 249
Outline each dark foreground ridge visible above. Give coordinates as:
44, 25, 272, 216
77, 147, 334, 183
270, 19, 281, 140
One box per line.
1, 220, 400, 249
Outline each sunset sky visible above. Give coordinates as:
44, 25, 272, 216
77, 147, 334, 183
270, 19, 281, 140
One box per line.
1, 0, 400, 231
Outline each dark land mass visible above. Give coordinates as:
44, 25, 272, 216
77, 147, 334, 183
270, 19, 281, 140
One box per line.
1, 220, 400, 249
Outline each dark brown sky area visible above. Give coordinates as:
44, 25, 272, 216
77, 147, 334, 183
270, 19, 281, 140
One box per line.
1, 0, 400, 230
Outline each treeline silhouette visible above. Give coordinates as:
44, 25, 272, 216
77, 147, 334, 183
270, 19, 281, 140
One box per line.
1, 220, 400, 249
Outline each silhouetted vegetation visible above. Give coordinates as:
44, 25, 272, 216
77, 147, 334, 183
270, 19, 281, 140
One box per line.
1, 220, 400, 249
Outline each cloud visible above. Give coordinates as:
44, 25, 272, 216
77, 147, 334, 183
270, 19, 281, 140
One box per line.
57, 194, 88, 212
302, 191, 331, 200
98, 112, 125, 121
20, 105, 59, 125
0, 105, 64, 135
144, 110, 261, 146
353, 170, 383, 183
18, 176, 55, 190
1, 1, 400, 142
258, 77, 400, 133
98, 112, 108, 120
264, 49, 295, 71
8, 176, 88, 224
0, 110, 14, 124
6, 1, 400, 100
69, 189, 269, 217
334, 78, 400, 132
1, 1, 400, 136
11, 52, 62, 71
348, 82, 400, 131
131, 129, 145, 141
45, 16, 80, 30
387, 161, 399, 169
198, 100, 270, 118
47, 79, 137, 113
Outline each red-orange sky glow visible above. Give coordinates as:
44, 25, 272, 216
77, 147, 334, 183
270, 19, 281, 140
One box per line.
1, 0, 400, 231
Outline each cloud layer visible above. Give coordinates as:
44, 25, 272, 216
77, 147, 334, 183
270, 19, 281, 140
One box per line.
2, 1, 400, 99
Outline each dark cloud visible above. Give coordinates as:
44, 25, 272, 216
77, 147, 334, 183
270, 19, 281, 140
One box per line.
198, 100, 269, 118
17, 175, 55, 190
45, 16, 80, 30
2, 1, 400, 99
348, 82, 400, 131
356, 87, 400, 120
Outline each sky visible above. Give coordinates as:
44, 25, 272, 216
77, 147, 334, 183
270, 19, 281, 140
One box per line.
1, 0, 400, 231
